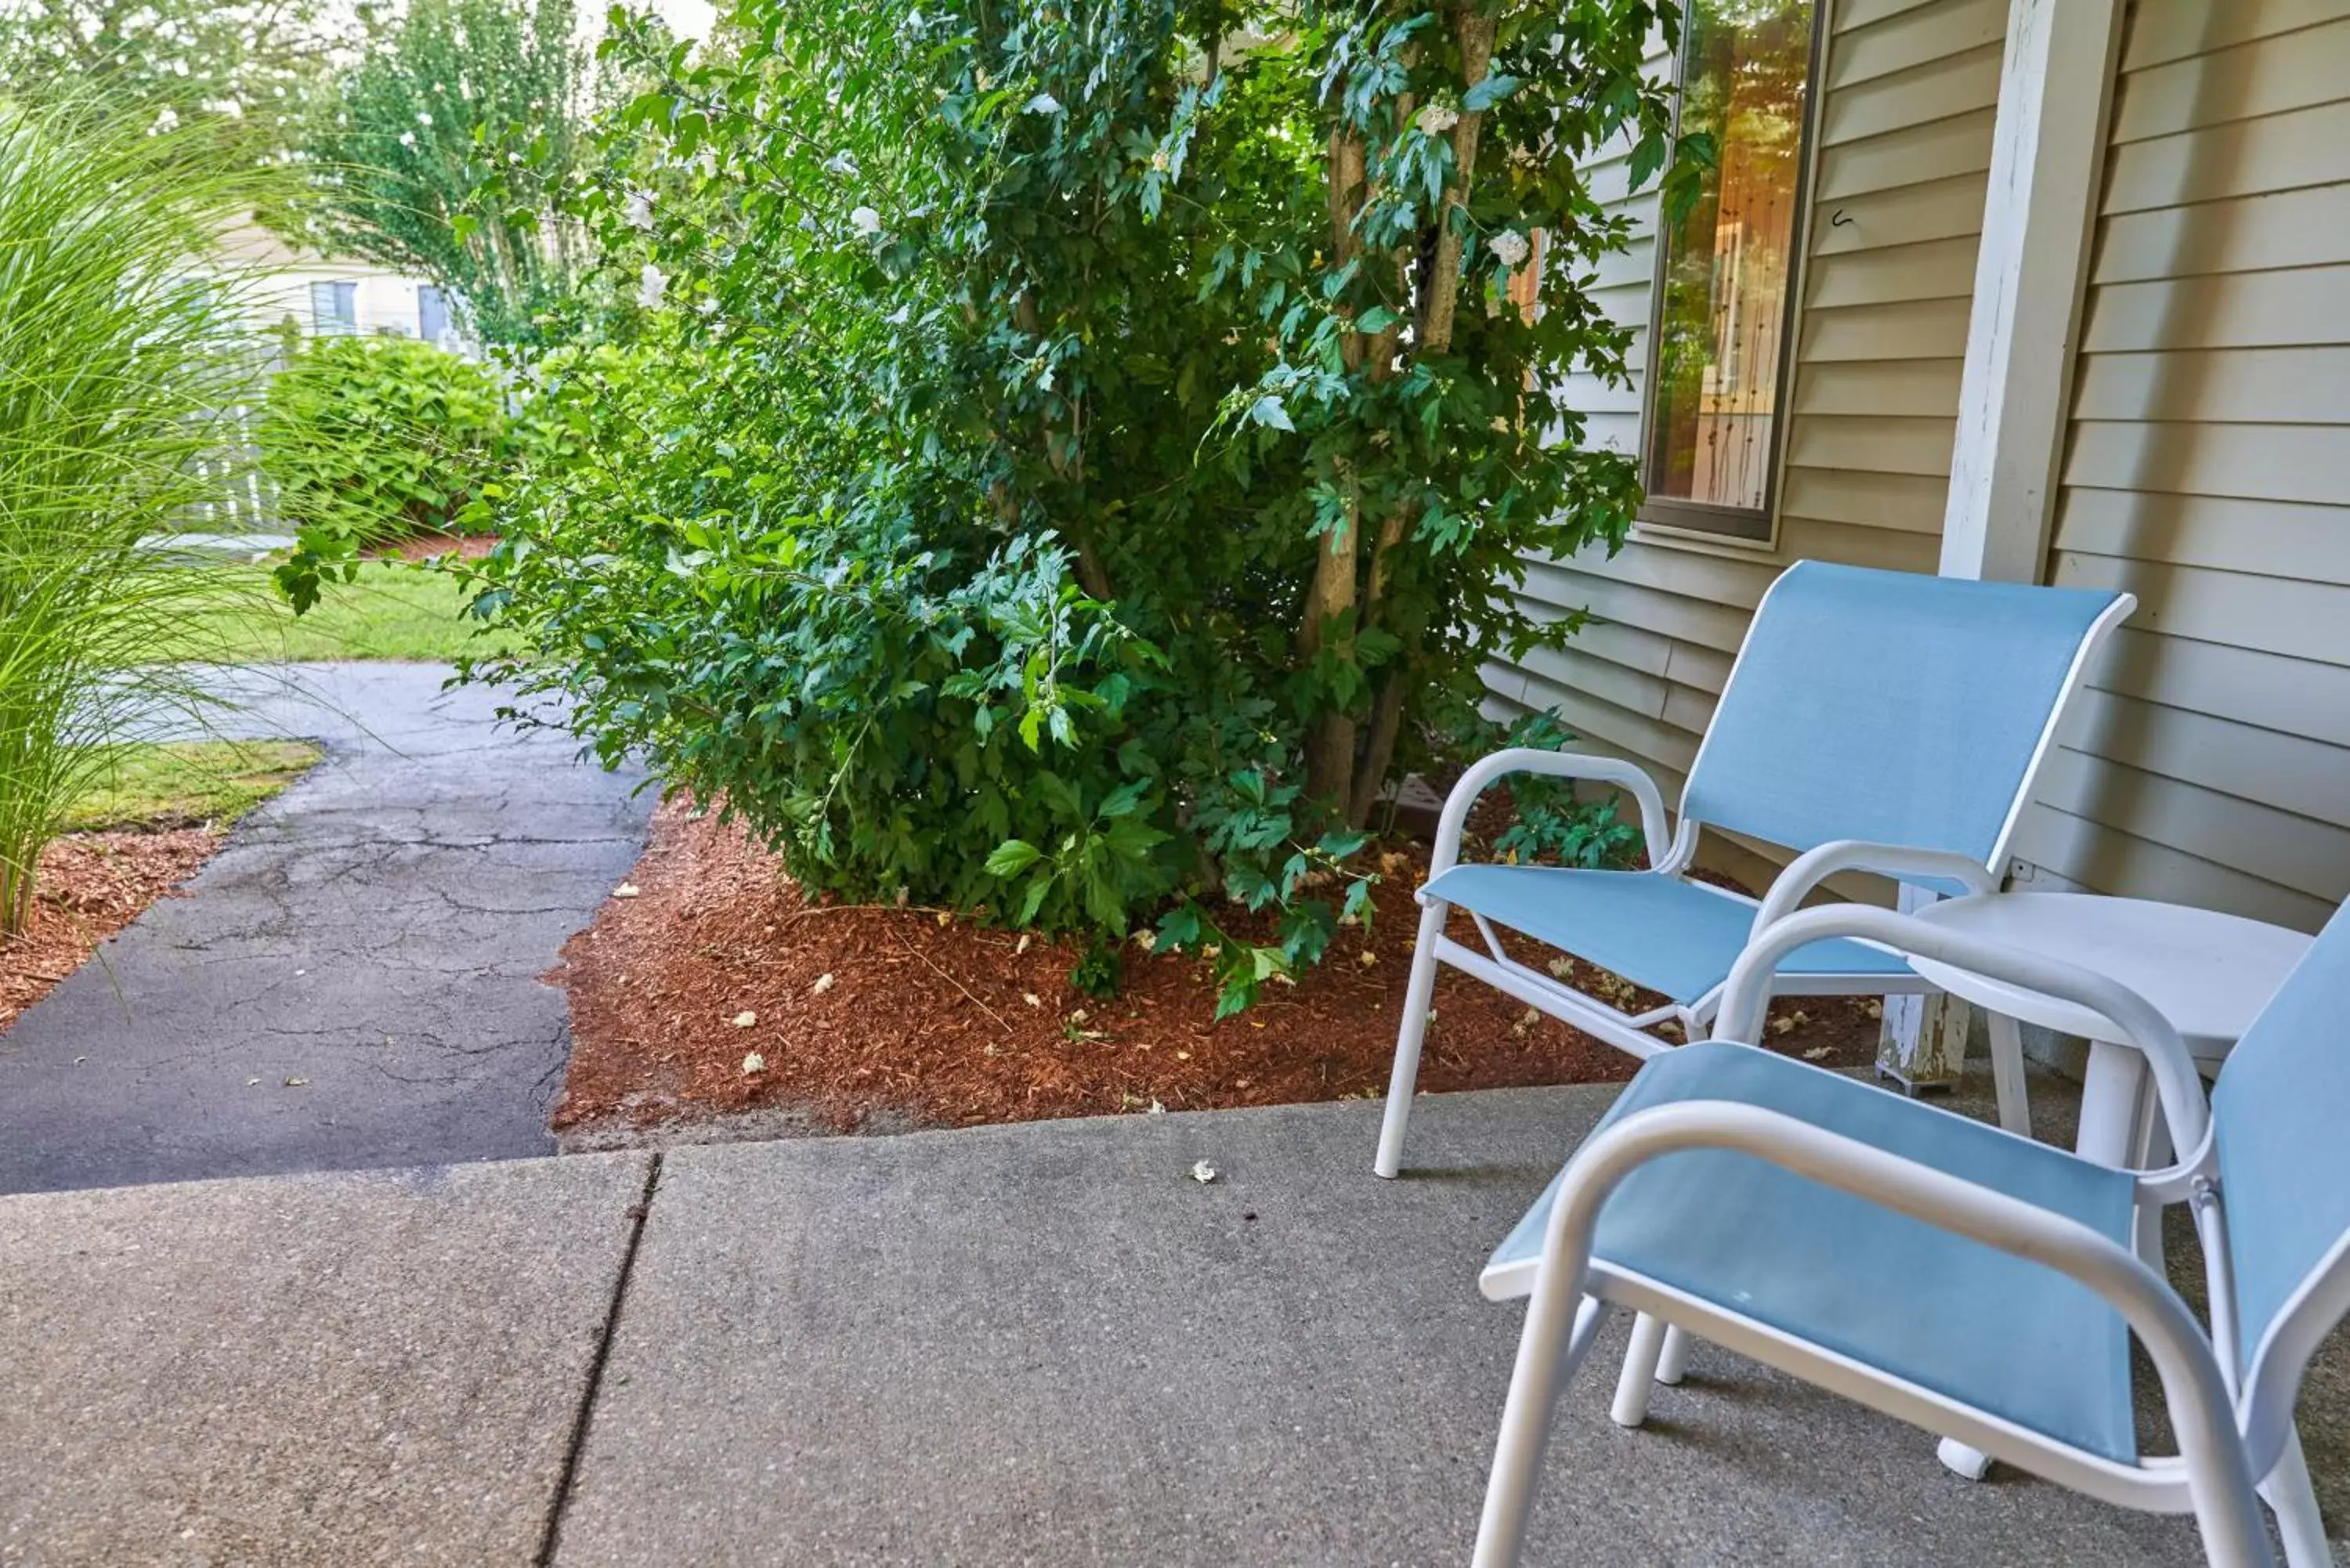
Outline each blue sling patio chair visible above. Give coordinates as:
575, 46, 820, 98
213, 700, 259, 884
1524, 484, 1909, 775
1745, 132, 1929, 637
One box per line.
1469, 900, 2350, 1568
1373, 560, 2135, 1179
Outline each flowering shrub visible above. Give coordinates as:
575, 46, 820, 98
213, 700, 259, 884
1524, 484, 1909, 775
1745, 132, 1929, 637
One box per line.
463, 0, 1687, 1007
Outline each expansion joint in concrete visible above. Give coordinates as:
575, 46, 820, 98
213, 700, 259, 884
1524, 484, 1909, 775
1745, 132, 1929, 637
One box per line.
536, 1150, 663, 1566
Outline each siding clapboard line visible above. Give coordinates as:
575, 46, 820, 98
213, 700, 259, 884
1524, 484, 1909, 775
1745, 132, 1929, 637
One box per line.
1488, 0, 1992, 891
2029, 0, 2350, 931
1484, 0, 2350, 934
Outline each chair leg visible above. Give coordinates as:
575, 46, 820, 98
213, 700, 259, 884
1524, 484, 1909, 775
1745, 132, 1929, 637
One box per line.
2261, 1428, 2332, 1568
1473, 1294, 1609, 1568
1986, 1011, 2032, 1137
1654, 1324, 1692, 1386
1611, 1312, 1668, 1427
1374, 900, 1450, 1179
1937, 1436, 1994, 1481
2131, 1097, 2175, 1271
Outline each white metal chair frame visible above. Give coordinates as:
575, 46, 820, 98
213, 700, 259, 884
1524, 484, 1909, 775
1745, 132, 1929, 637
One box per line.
1473, 905, 2348, 1568
1372, 583, 2136, 1181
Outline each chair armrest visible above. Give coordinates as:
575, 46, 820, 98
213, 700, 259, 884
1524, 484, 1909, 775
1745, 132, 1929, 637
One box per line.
1748, 840, 1998, 939
1516, 1100, 2268, 1567
1719, 904, 2211, 1157
1430, 747, 1672, 878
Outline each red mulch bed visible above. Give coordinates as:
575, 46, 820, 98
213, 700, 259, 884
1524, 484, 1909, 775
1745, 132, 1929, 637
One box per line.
0, 829, 221, 1035
552, 798, 1884, 1137
367, 531, 500, 562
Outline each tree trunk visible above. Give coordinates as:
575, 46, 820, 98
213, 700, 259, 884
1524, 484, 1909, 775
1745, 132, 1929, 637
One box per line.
1301, 123, 1372, 807
1346, 6, 1499, 824
1015, 291, 1114, 601
1418, 7, 1499, 360
1300, 457, 1360, 804
1347, 668, 1408, 827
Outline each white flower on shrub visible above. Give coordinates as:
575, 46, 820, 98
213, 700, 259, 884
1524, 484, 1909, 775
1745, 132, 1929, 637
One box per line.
415, 110, 432, 128
850, 204, 883, 236
636, 262, 668, 310
1488, 229, 1531, 269
822, 150, 856, 176
1416, 103, 1459, 136
624, 190, 656, 232
397, 129, 417, 149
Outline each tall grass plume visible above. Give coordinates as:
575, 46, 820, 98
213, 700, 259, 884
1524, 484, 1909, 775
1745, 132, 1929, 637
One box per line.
0, 103, 280, 930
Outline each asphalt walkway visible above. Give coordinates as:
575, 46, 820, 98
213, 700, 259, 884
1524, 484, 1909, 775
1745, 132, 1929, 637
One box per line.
0, 663, 653, 1194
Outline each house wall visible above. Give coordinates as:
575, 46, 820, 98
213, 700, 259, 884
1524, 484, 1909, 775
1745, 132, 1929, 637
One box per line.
1489, 0, 2350, 934
215, 221, 461, 350
2016, 0, 2350, 933
248, 264, 444, 344
1487, 0, 2004, 890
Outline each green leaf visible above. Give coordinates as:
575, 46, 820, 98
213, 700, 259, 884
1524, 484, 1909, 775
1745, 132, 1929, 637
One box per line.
1097, 779, 1151, 819
1155, 904, 1202, 952
985, 839, 1043, 878
1463, 74, 1520, 112
1248, 395, 1293, 432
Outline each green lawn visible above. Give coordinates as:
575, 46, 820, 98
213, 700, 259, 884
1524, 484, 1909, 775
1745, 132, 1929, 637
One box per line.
66, 739, 324, 833
178, 560, 518, 664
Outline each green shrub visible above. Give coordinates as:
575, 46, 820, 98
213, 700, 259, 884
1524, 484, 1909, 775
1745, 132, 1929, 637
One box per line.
465, 0, 1681, 1010
259, 335, 512, 607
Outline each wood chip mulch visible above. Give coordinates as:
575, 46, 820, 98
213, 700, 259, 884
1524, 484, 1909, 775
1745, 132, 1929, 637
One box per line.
0, 828, 221, 1035
552, 797, 1885, 1138
367, 531, 501, 562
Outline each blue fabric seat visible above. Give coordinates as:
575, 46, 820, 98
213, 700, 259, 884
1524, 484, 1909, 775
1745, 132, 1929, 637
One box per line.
1423, 863, 1914, 1006
1483, 1041, 2140, 1461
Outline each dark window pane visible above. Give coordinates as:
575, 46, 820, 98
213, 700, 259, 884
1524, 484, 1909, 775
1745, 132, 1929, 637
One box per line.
309, 280, 357, 334
1646, 0, 1815, 517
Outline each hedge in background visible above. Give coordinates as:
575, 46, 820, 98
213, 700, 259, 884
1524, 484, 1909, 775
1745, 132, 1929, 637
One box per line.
258, 335, 510, 608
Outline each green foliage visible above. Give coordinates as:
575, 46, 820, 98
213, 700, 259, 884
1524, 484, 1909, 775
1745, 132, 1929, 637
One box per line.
289, 0, 594, 345
1488, 716, 1646, 870
0, 103, 277, 931
464, 0, 1679, 1007
1070, 937, 1126, 1000
0, 0, 333, 160
260, 336, 515, 607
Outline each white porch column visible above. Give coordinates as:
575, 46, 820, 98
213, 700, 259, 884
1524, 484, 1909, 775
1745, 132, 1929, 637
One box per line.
1881, 0, 2128, 1089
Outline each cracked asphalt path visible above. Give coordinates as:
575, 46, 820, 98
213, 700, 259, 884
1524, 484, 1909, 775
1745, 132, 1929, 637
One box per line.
0, 663, 653, 1195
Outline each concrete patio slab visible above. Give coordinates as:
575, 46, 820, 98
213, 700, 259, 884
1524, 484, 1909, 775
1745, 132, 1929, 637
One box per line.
0, 1151, 651, 1567
553, 1086, 2240, 1567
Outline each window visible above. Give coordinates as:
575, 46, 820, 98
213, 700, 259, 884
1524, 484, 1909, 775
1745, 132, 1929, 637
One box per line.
418, 284, 448, 344
1641, 0, 1820, 540
309, 280, 358, 336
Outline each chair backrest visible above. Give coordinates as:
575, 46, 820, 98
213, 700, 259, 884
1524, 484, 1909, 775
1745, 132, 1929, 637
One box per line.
1680, 562, 2127, 875
2214, 898, 2350, 1396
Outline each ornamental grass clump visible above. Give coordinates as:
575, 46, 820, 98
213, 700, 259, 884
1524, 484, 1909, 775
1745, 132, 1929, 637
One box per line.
0, 104, 273, 932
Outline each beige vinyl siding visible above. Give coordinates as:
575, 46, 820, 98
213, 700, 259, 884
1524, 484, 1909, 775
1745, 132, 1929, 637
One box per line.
1486, 0, 1996, 884
2016, 0, 2350, 934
